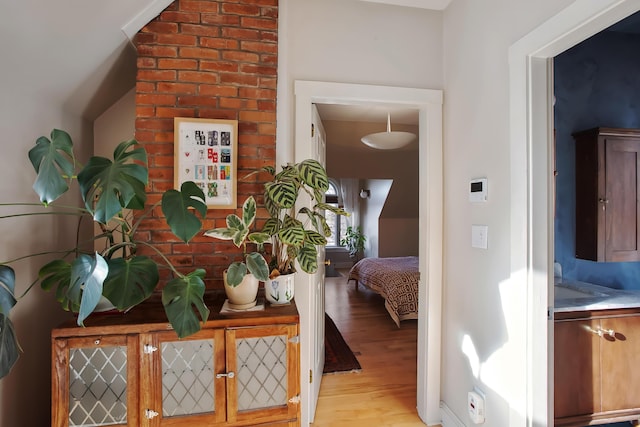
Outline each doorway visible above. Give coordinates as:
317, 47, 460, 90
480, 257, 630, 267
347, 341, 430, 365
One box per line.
509, 0, 640, 424
294, 81, 443, 425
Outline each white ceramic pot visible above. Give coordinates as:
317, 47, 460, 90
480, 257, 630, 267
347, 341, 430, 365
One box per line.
224, 271, 259, 309
265, 273, 295, 305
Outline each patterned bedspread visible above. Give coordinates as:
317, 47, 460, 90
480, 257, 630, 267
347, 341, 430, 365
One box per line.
347, 256, 420, 327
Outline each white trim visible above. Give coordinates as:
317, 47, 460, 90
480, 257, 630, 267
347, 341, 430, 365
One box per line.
439, 401, 465, 427
508, 0, 640, 424
121, 0, 174, 40
294, 80, 443, 426
357, 0, 452, 11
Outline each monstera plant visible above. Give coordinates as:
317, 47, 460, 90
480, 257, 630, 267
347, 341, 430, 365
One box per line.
0, 129, 210, 379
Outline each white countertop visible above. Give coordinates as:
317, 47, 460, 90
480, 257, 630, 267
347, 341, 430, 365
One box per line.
554, 278, 640, 313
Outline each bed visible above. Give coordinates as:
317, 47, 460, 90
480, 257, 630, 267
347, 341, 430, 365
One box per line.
347, 256, 420, 327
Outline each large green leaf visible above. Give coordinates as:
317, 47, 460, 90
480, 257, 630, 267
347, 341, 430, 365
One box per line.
162, 181, 207, 243
28, 129, 75, 205
39, 259, 73, 308
241, 196, 257, 227
278, 225, 305, 247
78, 139, 148, 224
297, 241, 319, 274
226, 214, 244, 230
304, 230, 327, 246
103, 257, 159, 310
204, 227, 236, 241
162, 269, 209, 338
245, 252, 269, 282
297, 159, 329, 192
265, 181, 298, 209
315, 203, 350, 219
247, 232, 271, 245
0, 314, 20, 379
0, 266, 16, 316
39, 254, 109, 325
261, 218, 279, 236
226, 262, 248, 286
71, 254, 109, 326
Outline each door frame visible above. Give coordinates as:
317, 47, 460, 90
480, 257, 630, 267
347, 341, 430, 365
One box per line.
294, 80, 443, 425
509, 0, 640, 424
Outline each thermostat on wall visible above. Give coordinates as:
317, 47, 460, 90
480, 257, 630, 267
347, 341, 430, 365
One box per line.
469, 178, 488, 202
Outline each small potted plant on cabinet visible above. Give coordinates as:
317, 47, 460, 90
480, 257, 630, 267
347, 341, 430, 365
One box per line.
0, 129, 210, 379
255, 160, 349, 304
203, 196, 270, 309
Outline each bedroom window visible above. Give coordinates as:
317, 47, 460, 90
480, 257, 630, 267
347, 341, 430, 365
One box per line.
325, 181, 347, 247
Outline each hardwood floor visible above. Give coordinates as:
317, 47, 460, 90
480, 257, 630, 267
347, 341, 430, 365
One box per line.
312, 270, 437, 426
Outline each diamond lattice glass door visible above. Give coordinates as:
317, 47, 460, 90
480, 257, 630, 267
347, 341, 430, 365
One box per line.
226, 324, 299, 424
66, 336, 131, 427
146, 329, 226, 425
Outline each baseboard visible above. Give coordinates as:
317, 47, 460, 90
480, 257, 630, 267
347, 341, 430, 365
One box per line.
440, 401, 466, 427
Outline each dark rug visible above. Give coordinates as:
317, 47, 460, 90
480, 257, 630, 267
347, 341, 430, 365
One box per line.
324, 313, 361, 374
325, 263, 343, 277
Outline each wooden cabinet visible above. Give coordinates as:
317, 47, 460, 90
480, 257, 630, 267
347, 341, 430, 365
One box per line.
51, 293, 300, 427
574, 127, 640, 262
554, 309, 640, 426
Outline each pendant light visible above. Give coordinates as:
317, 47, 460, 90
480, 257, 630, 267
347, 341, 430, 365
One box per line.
360, 113, 416, 150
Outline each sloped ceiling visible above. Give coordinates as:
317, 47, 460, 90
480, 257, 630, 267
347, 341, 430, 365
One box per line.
1, 0, 450, 122
1, 0, 162, 120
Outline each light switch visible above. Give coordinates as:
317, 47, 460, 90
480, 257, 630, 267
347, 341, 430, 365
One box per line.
471, 225, 488, 249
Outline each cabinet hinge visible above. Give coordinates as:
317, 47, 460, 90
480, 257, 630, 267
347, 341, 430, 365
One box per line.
311, 123, 315, 137
289, 335, 300, 344
309, 369, 313, 384
143, 344, 158, 354
289, 395, 301, 404
548, 307, 553, 320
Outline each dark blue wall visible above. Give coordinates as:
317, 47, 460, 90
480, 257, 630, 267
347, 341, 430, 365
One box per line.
554, 30, 640, 291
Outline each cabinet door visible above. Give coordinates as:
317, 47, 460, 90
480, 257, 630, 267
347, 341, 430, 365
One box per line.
139, 329, 226, 426
554, 319, 601, 419
52, 335, 139, 427
225, 324, 299, 425
604, 137, 640, 262
600, 315, 640, 412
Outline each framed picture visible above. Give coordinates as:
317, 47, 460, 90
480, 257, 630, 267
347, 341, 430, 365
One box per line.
174, 117, 237, 209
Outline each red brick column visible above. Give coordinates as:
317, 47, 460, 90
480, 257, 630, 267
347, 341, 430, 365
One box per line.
133, 0, 277, 289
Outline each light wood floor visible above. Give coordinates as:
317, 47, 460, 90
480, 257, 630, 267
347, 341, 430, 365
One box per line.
312, 270, 439, 427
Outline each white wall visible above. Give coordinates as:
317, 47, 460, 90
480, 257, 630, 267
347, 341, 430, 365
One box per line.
442, 0, 574, 425
278, 0, 443, 165
0, 83, 91, 425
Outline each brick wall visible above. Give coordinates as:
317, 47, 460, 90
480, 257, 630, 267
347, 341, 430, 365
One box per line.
133, 0, 278, 288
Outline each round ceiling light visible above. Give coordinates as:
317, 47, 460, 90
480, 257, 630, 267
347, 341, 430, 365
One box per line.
360, 113, 416, 150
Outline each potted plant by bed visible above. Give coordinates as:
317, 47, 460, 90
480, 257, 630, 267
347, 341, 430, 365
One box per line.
203, 196, 270, 309
0, 129, 210, 379
254, 160, 349, 304
341, 225, 366, 261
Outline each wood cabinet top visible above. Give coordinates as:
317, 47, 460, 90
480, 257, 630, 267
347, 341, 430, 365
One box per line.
51, 290, 299, 338
572, 127, 640, 138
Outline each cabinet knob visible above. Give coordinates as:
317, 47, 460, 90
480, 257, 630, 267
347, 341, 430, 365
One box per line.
145, 409, 159, 419
591, 327, 615, 338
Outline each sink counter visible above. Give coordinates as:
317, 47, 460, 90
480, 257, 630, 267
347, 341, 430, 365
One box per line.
554, 279, 640, 313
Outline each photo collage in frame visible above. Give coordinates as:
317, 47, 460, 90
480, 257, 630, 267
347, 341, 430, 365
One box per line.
174, 117, 237, 209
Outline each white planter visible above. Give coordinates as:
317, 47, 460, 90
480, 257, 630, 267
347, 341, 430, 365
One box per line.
224, 271, 259, 309
265, 273, 295, 305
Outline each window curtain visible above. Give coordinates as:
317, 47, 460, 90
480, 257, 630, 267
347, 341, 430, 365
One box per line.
339, 178, 359, 228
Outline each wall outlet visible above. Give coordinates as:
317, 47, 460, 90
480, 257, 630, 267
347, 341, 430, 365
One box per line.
468, 388, 485, 424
